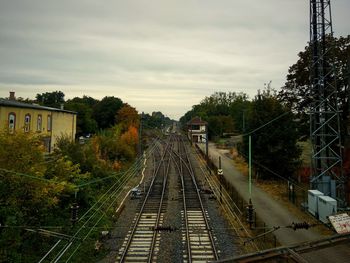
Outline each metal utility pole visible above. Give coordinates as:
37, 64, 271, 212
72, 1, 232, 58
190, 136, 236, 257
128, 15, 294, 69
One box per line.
218, 156, 223, 203
309, 0, 345, 206
138, 112, 143, 175
205, 123, 209, 161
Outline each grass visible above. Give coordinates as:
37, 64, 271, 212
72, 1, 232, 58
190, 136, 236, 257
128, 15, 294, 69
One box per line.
230, 148, 248, 176
256, 180, 333, 235
228, 146, 333, 236
298, 140, 312, 166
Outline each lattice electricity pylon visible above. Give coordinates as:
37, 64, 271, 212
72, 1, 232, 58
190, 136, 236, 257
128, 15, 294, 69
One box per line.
309, 0, 345, 206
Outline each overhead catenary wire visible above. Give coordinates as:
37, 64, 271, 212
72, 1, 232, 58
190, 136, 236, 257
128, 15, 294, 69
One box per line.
191, 145, 259, 253
242, 111, 290, 137
237, 148, 308, 191
77, 141, 158, 224
0, 168, 72, 186
44, 162, 142, 262
0, 136, 160, 191
117, 135, 173, 262
39, 139, 159, 262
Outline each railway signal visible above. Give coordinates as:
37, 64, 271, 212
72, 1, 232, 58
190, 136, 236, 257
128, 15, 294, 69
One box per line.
71, 203, 79, 226
246, 199, 254, 229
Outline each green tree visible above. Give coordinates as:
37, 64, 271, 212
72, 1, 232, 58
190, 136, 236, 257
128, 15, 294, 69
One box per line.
0, 131, 65, 262
35, 91, 65, 108
65, 100, 98, 136
207, 115, 235, 138
278, 35, 350, 138
244, 89, 301, 180
93, 96, 123, 129
179, 91, 250, 135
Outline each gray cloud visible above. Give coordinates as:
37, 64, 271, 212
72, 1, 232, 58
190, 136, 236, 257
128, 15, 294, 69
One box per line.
0, 0, 349, 119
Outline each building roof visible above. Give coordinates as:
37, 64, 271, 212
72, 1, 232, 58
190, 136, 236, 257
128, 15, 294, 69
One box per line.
187, 116, 207, 125
0, 98, 77, 114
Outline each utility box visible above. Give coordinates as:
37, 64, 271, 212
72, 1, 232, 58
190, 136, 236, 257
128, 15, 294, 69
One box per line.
308, 190, 324, 216
318, 195, 337, 223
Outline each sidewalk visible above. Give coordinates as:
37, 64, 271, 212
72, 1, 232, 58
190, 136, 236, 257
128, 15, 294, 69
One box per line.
197, 142, 350, 262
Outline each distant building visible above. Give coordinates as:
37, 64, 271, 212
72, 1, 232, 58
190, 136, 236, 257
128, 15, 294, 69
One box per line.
0, 92, 76, 152
187, 116, 207, 143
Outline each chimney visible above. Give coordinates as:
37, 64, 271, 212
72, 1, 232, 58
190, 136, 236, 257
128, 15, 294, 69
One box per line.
9, 91, 16, 101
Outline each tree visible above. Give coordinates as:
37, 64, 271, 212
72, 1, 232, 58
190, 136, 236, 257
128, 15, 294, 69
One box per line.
116, 104, 139, 131
65, 99, 98, 136
0, 131, 66, 261
35, 91, 65, 108
207, 115, 235, 138
244, 88, 301, 180
278, 35, 350, 138
179, 91, 250, 135
92, 96, 123, 129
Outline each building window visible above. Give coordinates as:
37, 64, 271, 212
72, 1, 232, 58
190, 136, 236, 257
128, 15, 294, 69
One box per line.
8, 112, 16, 133
191, 125, 200, 130
47, 115, 52, 131
37, 115, 42, 132
24, 114, 31, 132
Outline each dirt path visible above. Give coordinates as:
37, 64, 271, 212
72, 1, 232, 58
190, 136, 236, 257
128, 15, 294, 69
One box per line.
198, 142, 350, 263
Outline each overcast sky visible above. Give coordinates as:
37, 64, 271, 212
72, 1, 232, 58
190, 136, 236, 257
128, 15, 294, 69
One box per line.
0, 0, 349, 120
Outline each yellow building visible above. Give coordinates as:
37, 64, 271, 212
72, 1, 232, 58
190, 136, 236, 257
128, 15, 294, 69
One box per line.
0, 96, 76, 152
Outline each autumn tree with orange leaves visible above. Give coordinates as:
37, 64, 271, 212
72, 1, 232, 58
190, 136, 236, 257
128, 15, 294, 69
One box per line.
116, 103, 140, 132
117, 104, 139, 155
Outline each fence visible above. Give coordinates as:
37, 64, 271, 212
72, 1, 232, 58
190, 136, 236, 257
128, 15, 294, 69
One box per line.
194, 144, 279, 250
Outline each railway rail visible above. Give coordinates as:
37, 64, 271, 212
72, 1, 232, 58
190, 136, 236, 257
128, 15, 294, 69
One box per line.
117, 137, 174, 262
37, 141, 160, 263
173, 135, 219, 263
118, 135, 219, 263
37, 133, 240, 263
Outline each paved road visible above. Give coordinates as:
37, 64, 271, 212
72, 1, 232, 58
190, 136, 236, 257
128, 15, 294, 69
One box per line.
197, 142, 350, 262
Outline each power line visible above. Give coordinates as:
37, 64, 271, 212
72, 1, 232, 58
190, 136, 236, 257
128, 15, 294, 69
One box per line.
64, 144, 159, 262
236, 149, 307, 191
38, 140, 159, 262
243, 111, 290, 137
0, 168, 71, 186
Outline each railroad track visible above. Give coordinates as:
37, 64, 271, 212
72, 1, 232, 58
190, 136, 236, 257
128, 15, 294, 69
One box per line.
118, 135, 219, 263
117, 137, 174, 262
37, 140, 162, 263
173, 135, 219, 263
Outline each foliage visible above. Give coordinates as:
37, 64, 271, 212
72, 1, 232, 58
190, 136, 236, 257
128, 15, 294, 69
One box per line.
207, 115, 234, 138
55, 135, 112, 178
0, 131, 46, 174
35, 91, 65, 108
142, 111, 173, 130
116, 104, 140, 131
65, 99, 98, 136
278, 35, 350, 138
0, 93, 145, 262
70, 96, 99, 108
0, 131, 82, 262
180, 91, 250, 137
180, 89, 302, 180
92, 96, 123, 129
0, 125, 137, 261
243, 88, 302, 179
55, 103, 140, 174
121, 126, 139, 147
